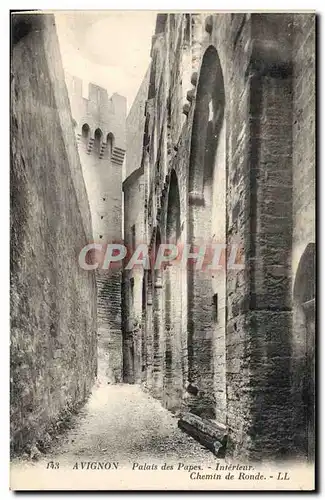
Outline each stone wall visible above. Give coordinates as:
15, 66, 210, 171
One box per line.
125, 67, 150, 180
122, 168, 145, 383
10, 13, 97, 454
124, 12, 315, 461
122, 65, 151, 384
291, 14, 316, 460
223, 14, 296, 460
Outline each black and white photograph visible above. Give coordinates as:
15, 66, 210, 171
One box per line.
9, 10, 315, 491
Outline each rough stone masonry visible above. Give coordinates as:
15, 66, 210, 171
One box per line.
122, 13, 315, 462
10, 13, 97, 454
65, 73, 127, 384
10, 11, 315, 464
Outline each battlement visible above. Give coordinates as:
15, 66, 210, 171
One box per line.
65, 73, 127, 153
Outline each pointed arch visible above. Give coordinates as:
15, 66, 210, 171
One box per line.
187, 45, 226, 420
81, 123, 90, 146
94, 128, 103, 155
166, 170, 181, 244
82, 123, 90, 137
106, 132, 114, 159
189, 45, 225, 200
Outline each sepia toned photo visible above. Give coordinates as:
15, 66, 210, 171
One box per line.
10, 10, 315, 491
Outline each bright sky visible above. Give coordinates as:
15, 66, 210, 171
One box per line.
55, 11, 157, 111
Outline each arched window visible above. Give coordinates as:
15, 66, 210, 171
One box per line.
81, 123, 90, 145
94, 128, 102, 155
106, 133, 114, 159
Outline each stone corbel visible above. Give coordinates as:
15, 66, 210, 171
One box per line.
191, 71, 198, 86
186, 88, 196, 102
182, 103, 190, 116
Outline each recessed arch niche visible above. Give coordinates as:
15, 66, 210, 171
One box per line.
187, 45, 226, 420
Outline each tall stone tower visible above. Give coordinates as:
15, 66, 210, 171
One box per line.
66, 73, 126, 383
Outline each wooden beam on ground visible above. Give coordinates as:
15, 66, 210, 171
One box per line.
178, 412, 228, 457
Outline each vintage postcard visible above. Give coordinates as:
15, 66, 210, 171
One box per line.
10, 10, 315, 491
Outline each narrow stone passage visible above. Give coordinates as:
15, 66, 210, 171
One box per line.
13, 384, 217, 470
49, 384, 216, 466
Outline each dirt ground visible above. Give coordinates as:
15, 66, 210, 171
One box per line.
11, 383, 217, 470
47, 384, 215, 465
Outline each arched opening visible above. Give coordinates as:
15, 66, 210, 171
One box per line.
189, 46, 225, 198
106, 132, 114, 159
81, 123, 90, 146
187, 46, 226, 420
164, 170, 183, 411
152, 227, 164, 399
166, 170, 181, 244
94, 128, 103, 156
293, 243, 315, 461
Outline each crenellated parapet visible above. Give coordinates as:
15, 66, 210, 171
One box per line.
65, 73, 126, 160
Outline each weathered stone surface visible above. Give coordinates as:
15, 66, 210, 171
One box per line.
124, 12, 315, 462
291, 14, 316, 461
179, 412, 227, 444
11, 13, 97, 454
